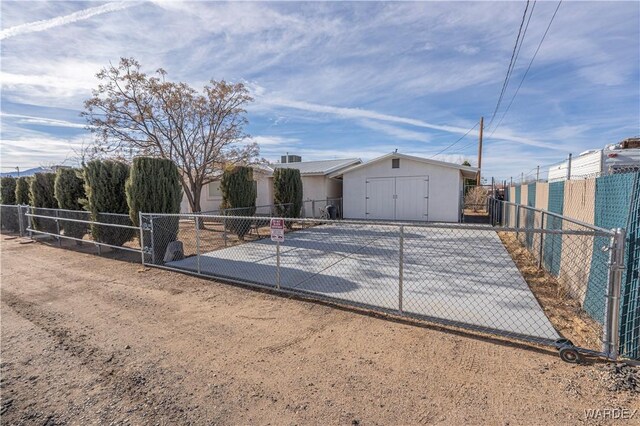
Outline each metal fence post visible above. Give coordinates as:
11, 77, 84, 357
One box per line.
312, 200, 316, 219
196, 215, 201, 274
17, 206, 24, 237
515, 205, 520, 239
399, 225, 404, 313
223, 216, 227, 247
28, 206, 33, 240
55, 210, 61, 247
538, 211, 545, 269
276, 241, 281, 289
139, 212, 146, 265
150, 216, 155, 264
604, 228, 625, 360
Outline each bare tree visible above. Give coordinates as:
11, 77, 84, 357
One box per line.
82, 57, 258, 212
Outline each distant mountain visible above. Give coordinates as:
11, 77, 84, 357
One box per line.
0, 166, 62, 178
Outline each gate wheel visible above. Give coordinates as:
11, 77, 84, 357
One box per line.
559, 346, 583, 364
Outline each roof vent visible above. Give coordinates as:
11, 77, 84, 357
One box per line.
281, 154, 302, 163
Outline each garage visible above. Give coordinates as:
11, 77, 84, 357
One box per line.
336, 152, 478, 222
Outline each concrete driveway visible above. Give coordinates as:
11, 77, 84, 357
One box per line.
167, 223, 559, 341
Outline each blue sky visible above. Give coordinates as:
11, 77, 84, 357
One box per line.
1, 1, 639, 180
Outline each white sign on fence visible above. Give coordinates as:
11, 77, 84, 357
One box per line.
270, 218, 285, 242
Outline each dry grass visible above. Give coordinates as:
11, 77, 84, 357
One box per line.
498, 231, 603, 351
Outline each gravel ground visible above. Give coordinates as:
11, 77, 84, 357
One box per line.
1, 237, 638, 425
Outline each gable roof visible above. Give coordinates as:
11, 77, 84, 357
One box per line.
271, 158, 361, 176
330, 152, 478, 178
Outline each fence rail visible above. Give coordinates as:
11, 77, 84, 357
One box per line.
1, 204, 141, 256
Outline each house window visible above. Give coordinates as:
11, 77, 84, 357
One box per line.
392, 158, 400, 169
208, 182, 222, 198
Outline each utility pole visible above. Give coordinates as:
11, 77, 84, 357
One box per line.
476, 116, 484, 185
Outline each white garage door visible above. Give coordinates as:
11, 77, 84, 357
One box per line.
366, 176, 429, 221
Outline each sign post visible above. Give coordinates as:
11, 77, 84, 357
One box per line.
270, 218, 285, 289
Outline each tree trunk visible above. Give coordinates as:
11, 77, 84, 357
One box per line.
191, 182, 206, 230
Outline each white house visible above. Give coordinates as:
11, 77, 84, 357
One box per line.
180, 157, 361, 214
272, 158, 361, 216
333, 152, 478, 222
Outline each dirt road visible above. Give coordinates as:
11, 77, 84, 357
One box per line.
1, 238, 638, 425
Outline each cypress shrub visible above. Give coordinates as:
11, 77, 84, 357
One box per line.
220, 166, 256, 239
54, 168, 88, 240
29, 172, 58, 233
1, 177, 17, 205
0, 177, 19, 232
126, 157, 182, 263
84, 160, 134, 246
15, 177, 31, 205
273, 168, 303, 221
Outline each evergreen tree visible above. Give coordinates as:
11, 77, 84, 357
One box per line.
0, 177, 17, 205
29, 173, 58, 233
220, 166, 256, 239
84, 160, 134, 246
126, 157, 182, 263
15, 177, 31, 205
273, 168, 303, 220
54, 168, 88, 240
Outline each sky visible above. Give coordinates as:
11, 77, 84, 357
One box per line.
1, 1, 639, 181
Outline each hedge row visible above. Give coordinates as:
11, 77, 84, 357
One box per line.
1, 159, 183, 259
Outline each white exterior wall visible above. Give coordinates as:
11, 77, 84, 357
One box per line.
180, 171, 273, 213
325, 178, 342, 199
343, 158, 463, 222
300, 175, 327, 201
255, 171, 273, 206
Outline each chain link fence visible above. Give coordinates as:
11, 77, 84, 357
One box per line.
141, 211, 626, 361
302, 198, 343, 219
4, 201, 631, 361
1, 204, 142, 257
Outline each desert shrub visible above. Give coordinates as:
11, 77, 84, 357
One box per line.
220, 166, 256, 240
15, 177, 31, 205
29, 172, 58, 233
126, 157, 182, 263
54, 168, 88, 240
273, 168, 303, 220
1, 177, 17, 205
84, 160, 134, 246
464, 186, 488, 212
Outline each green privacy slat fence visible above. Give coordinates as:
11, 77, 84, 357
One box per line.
585, 173, 635, 323
619, 173, 640, 359
515, 185, 521, 205
584, 172, 640, 360
543, 182, 564, 276
526, 183, 536, 248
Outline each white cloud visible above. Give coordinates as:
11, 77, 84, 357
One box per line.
358, 119, 431, 143
1, 112, 87, 129
0, 2, 140, 40
249, 135, 300, 146
1, 134, 88, 168
261, 96, 559, 150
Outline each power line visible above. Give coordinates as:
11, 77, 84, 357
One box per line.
430, 122, 479, 158
490, 0, 563, 138
486, 0, 531, 129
